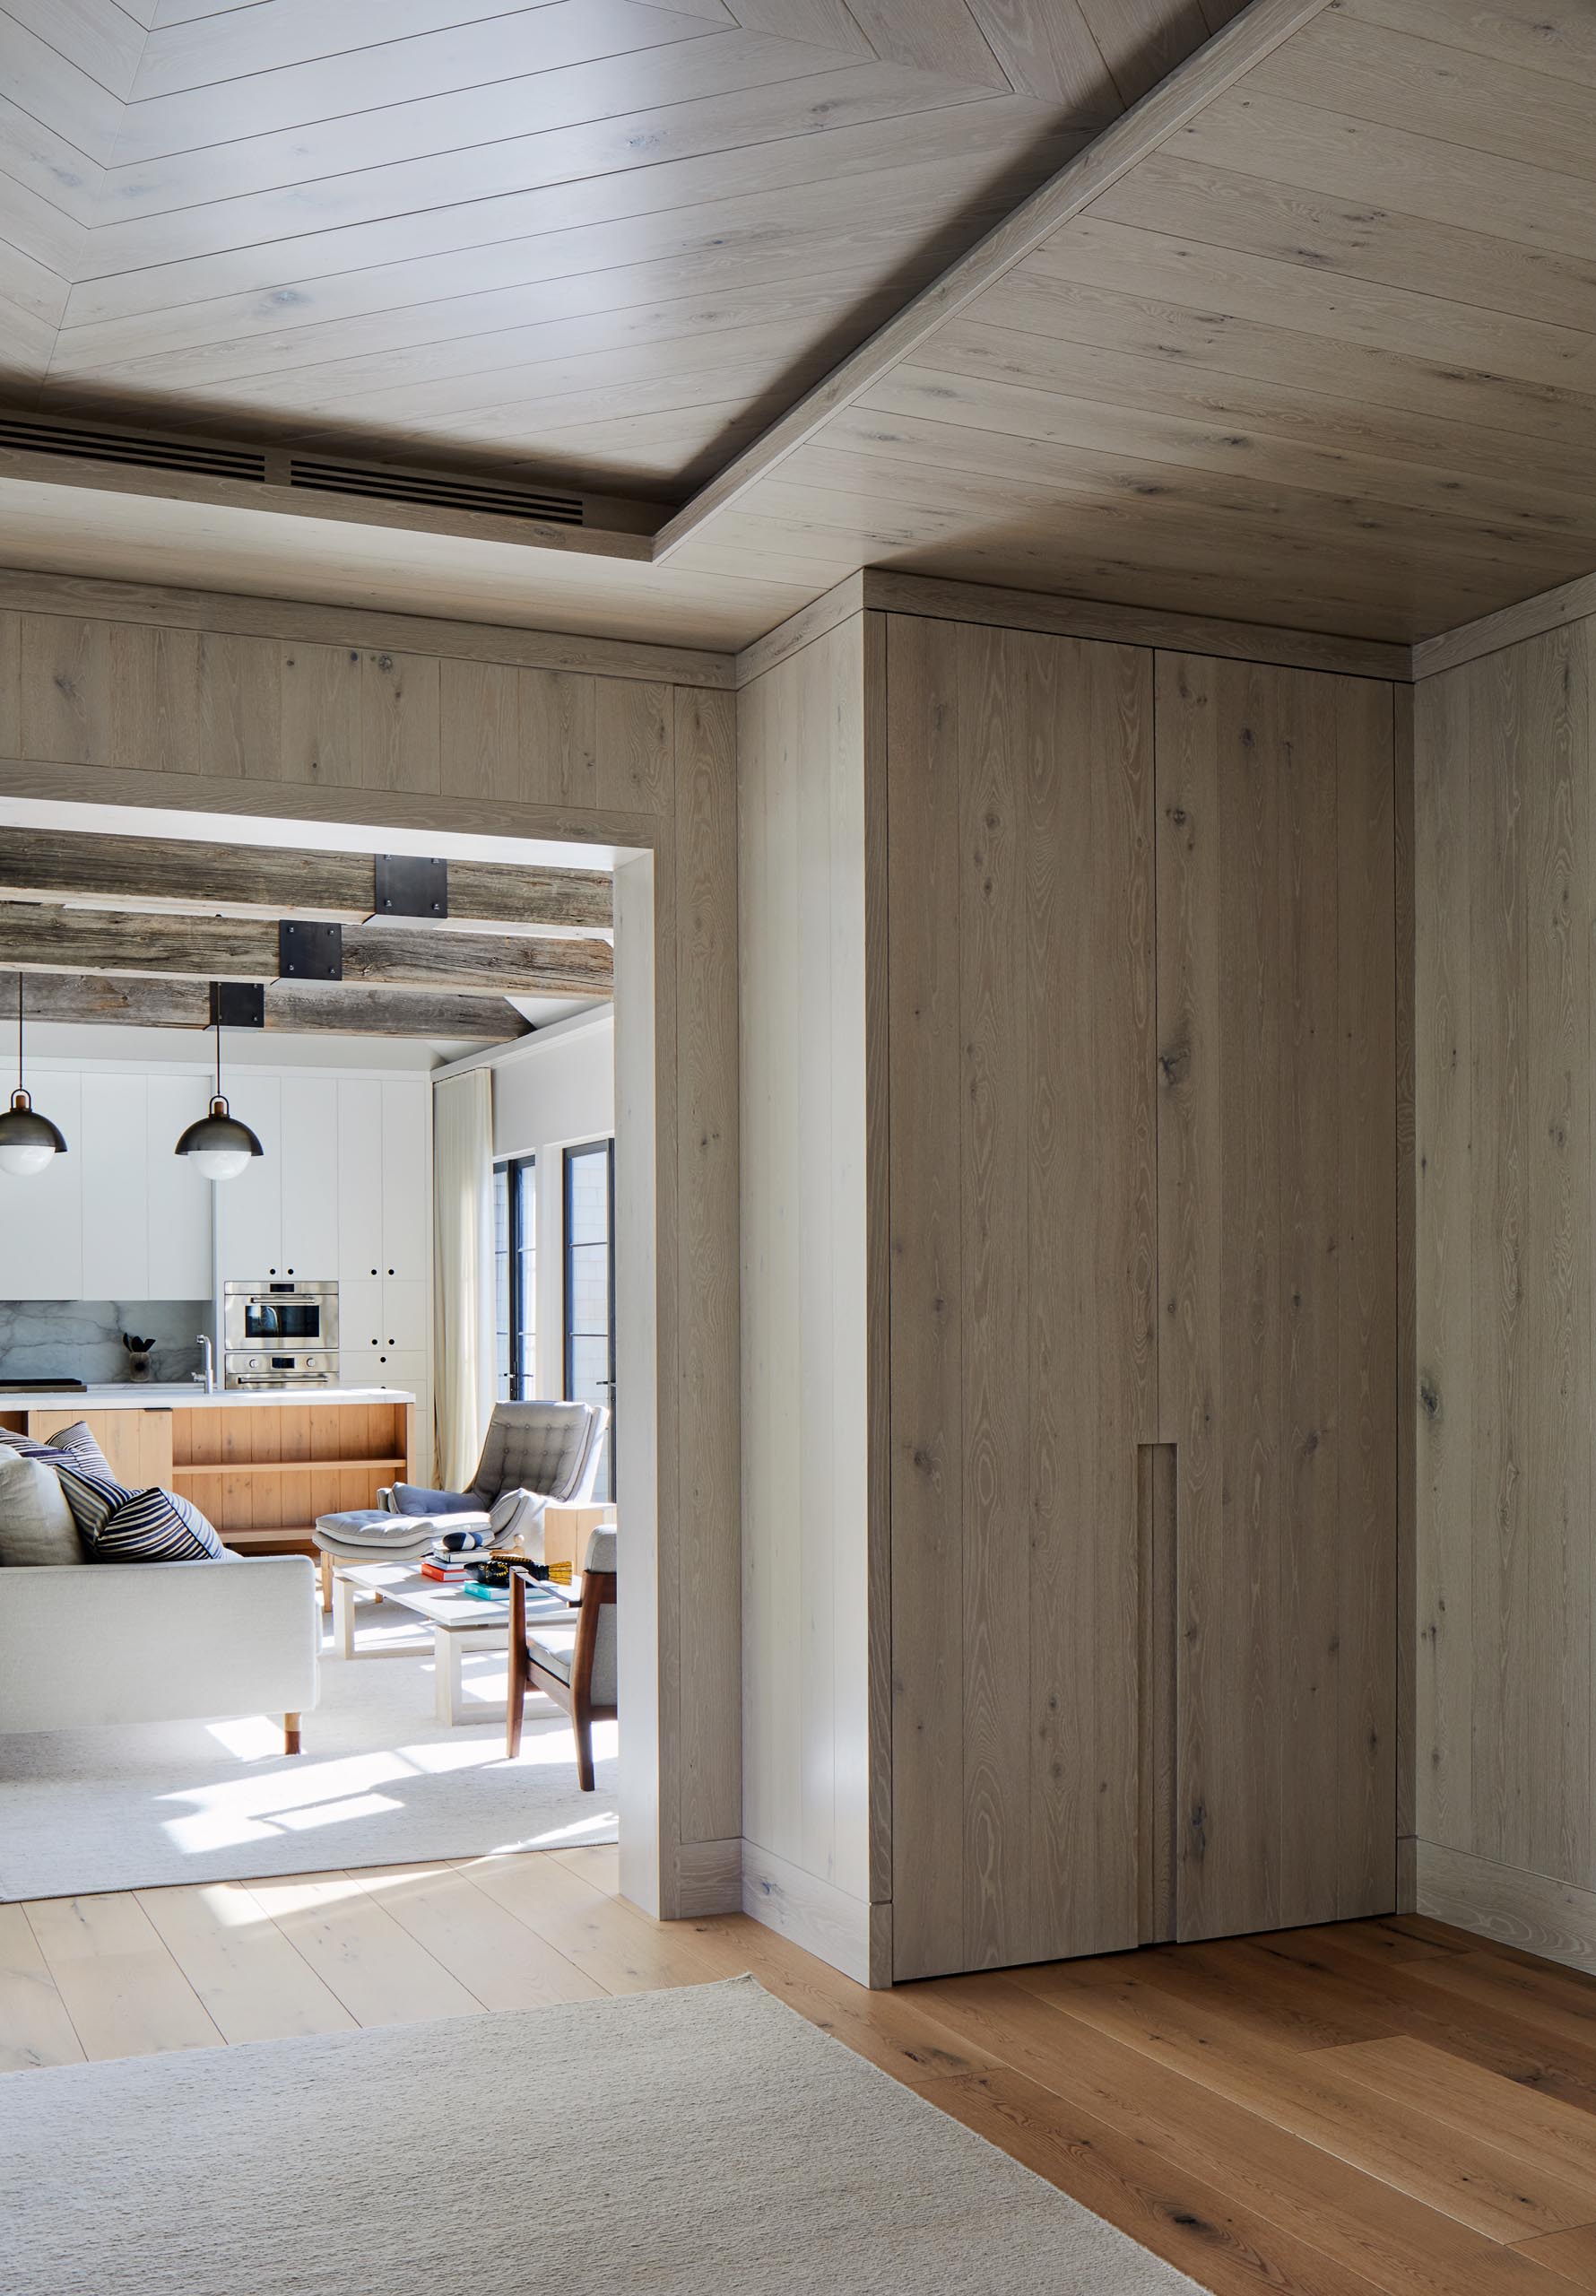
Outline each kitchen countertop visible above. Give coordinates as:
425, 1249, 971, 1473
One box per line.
0, 1385, 417, 1410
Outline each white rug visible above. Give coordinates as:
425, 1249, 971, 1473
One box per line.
0, 1597, 616, 1900
0, 1976, 1199, 2294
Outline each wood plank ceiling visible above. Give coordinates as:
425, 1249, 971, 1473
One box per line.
2, 0, 1595, 648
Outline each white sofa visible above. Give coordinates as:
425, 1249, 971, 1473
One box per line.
0, 1555, 320, 1753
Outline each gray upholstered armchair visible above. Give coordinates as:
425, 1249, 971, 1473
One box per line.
377, 1399, 608, 1556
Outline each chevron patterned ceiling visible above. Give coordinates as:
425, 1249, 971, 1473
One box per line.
0, 0, 1240, 495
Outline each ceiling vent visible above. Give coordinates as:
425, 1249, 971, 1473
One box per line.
0, 414, 266, 482
286, 457, 585, 526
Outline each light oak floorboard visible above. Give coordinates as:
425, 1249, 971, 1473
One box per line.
22, 1890, 223, 2062
13, 1881, 1596, 2296
0, 1900, 85, 2072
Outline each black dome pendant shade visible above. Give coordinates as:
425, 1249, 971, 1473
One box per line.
0, 977, 68, 1178
176, 1017, 264, 1181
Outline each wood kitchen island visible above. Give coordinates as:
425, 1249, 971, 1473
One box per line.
0, 1386, 416, 1558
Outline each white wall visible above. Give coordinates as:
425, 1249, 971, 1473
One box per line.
484, 1010, 614, 1400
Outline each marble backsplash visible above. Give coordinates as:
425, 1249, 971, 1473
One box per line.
0, 1300, 211, 1387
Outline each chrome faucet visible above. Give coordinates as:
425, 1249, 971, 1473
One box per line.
194, 1335, 216, 1395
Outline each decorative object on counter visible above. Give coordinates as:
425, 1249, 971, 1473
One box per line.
174, 1012, 264, 1180
0, 975, 68, 1178
121, 1333, 156, 1383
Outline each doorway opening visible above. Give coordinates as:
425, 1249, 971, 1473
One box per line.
0, 793, 664, 1911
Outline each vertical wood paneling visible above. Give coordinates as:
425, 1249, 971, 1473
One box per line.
279, 641, 360, 786
672, 684, 740, 1851
1415, 613, 1596, 1960
886, 612, 966, 1981
0, 582, 740, 1942
959, 622, 1032, 1970
890, 615, 1154, 1979
1155, 652, 1225, 1923
1394, 684, 1416, 1872
1158, 656, 1397, 1943
1414, 665, 1474, 1849
197, 630, 279, 780
360, 648, 440, 795
1469, 644, 1525, 1874
1336, 676, 1398, 1917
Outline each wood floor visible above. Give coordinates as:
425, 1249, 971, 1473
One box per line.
7, 1866, 1596, 2294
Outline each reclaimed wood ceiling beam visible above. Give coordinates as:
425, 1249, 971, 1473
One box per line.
0, 971, 531, 1039
0, 904, 612, 997
0, 826, 612, 930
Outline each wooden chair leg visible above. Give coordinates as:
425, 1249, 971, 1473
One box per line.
284, 1712, 301, 1755
318, 1554, 332, 1614
573, 1696, 594, 1792
506, 1572, 526, 1758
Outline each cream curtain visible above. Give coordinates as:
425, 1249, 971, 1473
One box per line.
432, 1069, 496, 1492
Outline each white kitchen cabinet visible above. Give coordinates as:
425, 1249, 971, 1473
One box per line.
374, 1348, 431, 1483
336, 1080, 385, 1283
82, 1074, 149, 1300
379, 1079, 429, 1280
339, 1277, 384, 1358
145, 1074, 213, 1300
0, 1074, 82, 1300
280, 1075, 339, 1276
217, 1074, 282, 1278
378, 1277, 429, 1354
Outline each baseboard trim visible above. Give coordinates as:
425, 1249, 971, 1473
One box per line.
1396, 1836, 1417, 1915
740, 1840, 891, 1987
671, 1837, 742, 1918
1415, 1839, 1596, 1974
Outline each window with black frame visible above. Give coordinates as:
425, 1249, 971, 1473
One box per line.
493, 1154, 536, 1401
563, 1139, 615, 1501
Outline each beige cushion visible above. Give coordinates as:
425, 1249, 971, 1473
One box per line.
528, 1605, 617, 1707
0, 1448, 84, 1568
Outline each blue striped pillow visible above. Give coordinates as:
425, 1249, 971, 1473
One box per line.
0, 1421, 114, 1478
55, 1464, 227, 1563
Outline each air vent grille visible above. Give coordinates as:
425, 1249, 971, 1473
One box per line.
0, 416, 266, 482
287, 457, 584, 526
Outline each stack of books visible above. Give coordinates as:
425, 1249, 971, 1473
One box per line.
420, 1544, 470, 1586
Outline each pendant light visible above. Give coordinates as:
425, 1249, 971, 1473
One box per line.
176, 1017, 264, 1182
0, 976, 68, 1178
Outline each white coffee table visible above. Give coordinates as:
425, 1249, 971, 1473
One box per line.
330, 1560, 525, 1726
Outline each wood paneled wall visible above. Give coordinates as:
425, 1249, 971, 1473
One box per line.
1413, 614, 1596, 1961
887, 615, 1158, 1980
736, 616, 885, 1986
0, 572, 739, 1926
735, 590, 1401, 1984
1157, 658, 1398, 1939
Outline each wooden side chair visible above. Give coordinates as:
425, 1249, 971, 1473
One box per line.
506, 1526, 616, 1789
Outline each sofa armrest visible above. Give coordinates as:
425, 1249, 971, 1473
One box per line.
0, 1556, 320, 1734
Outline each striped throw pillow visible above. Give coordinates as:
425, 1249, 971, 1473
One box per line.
0, 1421, 113, 1478
55, 1465, 227, 1563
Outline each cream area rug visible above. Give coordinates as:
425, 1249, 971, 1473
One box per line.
0, 1598, 615, 1900
1, 1977, 1200, 2295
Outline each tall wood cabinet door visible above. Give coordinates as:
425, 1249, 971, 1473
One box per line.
82, 1074, 149, 1300
217, 1074, 282, 1280
1155, 656, 1396, 1941
0, 1074, 82, 1299
380, 1079, 430, 1282
146, 1074, 213, 1300
887, 618, 1156, 1979
280, 1076, 339, 1277
337, 1080, 384, 1284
